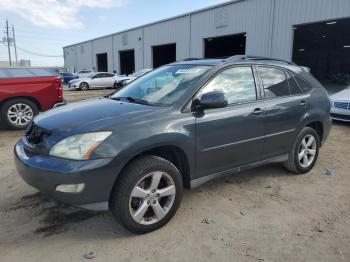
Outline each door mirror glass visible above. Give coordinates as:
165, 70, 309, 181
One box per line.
198, 91, 228, 110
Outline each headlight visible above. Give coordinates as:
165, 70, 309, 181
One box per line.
49, 131, 112, 160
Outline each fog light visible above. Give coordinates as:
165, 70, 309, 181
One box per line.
56, 183, 85, 193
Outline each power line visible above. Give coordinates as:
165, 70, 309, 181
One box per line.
0, 41, 62, 58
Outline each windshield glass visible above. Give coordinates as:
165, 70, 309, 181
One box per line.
112, 64, 212, 106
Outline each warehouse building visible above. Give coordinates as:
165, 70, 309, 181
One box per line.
63, 0, 350, 85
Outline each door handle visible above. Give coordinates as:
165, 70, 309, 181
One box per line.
300, 100, 306, 106
252, 108, 264, 115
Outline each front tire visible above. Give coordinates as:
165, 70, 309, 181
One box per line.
79, 82, 89, 91
0, 98, 39, 130
109, 155, 183, 234
284, 127, 320, 174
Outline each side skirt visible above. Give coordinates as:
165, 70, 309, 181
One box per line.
190, 155, 288, 189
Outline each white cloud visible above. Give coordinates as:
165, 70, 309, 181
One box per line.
0, 0, 127, 29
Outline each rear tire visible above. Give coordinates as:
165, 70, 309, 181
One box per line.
109, 155, 183, 234
284, 127, 320, 174
0, 98, 39, 130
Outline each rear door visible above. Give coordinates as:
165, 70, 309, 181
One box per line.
195, 66, 266, 178
102, 73, 116, 87
257, 66, 308, 159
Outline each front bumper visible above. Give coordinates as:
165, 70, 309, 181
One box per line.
14, 139, 118, 210
330, 107, 350, 122
68, 82, 79, 89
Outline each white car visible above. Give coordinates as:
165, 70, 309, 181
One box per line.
114, 69, 152, 88
76, 70, 94, 78
68, 72, 117, 90
330, 87, 350, 122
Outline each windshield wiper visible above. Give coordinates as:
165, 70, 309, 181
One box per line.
111, 96, 151, 106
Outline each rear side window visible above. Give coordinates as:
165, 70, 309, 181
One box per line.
201, 66, 257, 105
0, 68, 57, 79
104, 73, 115, 77
259, 67, 290, 98
286, 72, 302, 95
294, 75, 312, 93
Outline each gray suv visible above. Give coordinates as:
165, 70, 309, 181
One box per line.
14, 56, 331, 234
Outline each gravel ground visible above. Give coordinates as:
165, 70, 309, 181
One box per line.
0, 88, 349, 262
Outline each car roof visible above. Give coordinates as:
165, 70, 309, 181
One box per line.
171, 55, 305, 74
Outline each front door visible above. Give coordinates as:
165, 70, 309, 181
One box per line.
90, 73, 105, 88
195, 66, 266, 178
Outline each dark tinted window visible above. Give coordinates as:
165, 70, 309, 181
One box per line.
201, 66, 257, 104
104, 73, 115, 77
259, 67, 290, 98
286, 72, 302, 95
0, 68, 57, 79
93, 73, 103, 78
294, 75, 312, 93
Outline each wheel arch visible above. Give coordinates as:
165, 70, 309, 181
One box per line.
305, 121, 323, 144
0, 96, 42, 111
111, 143, 192, 197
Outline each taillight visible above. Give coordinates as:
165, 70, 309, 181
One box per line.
55, 77, 63, 99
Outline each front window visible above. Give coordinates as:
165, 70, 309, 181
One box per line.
112, 65, 212, 106
200, 66, 257, 105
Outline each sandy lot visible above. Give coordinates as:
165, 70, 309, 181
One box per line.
0, 88, 349, 262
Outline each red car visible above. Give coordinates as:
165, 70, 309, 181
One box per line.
0, 68, 65, 129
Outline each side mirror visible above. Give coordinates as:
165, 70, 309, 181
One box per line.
194, 91, 228, 111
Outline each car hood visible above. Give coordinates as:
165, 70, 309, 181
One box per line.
330, 88, 350, 101
34, 97, 158, 132
115, 76, 130, 82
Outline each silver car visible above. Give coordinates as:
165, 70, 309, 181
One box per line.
114, 69, 152, 88
330, 87, 350, 122
68, 72, 117, 90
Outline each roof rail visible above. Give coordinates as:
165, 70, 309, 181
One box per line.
180, 58, 202, 61
225, 55, 296, 65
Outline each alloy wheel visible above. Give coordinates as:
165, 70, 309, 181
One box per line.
298, 134, 317, 168
129, 171, 176, 225
7, 103, 34, 127
80, 82, 88, 90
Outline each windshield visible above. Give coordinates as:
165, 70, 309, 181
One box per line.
111, 64, 211, 106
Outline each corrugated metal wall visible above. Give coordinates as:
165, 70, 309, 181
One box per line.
63, 0, 350, 73
113, 28, 144, 72
190, 0, 273, 58
143, 15, 190, 68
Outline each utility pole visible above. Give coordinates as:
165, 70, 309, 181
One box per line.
5, 19, 12, 67
12, 25, 18, 66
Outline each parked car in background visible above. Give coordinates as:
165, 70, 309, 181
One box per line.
14, 56, 331, 233
114, 69, 152, 88
330, 87, 350, 122
60, 72, 78, 84
0, 68, 65, 129
68, 72, 118, 90
75, 69, 94, 78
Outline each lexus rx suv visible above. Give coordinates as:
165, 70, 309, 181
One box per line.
14, 56, 331, 234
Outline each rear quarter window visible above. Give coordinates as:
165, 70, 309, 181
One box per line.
293, 75, 313, 93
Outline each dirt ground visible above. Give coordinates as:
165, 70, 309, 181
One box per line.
0, 88, 349, 262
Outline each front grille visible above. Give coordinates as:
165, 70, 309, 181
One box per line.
334, 101, 350, 110
24, 123, 45, 145
331, 113, 350, 121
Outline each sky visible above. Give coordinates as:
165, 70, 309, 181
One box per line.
0, 0, 228, 67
